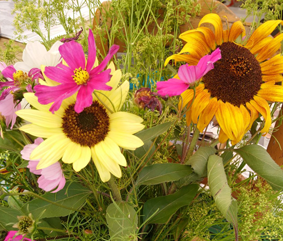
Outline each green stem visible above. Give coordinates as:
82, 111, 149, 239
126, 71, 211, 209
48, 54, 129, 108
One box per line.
185, 127, 200, 164
108, 175, 122, 201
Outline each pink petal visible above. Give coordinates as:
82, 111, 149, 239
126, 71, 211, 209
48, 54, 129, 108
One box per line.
88, 69, 112, 91
157, 78, 189, 96
92, 44, 119, 74
51, 175, 66, 193
10, 102, 21, 129
86, 29, 96, 72
44, 66, 74, 84
74, 84, 94, 113
0, 62, 7, 71
196, 47, 221, 79
27, 160, 42, 175
4, 231, 32, 241
41, 162, 62, 179
38, 176, 59, 192
178, 64, 197, 84
2, 65, 16, 80
59, 41, 85, 70
34, 83, 79, 113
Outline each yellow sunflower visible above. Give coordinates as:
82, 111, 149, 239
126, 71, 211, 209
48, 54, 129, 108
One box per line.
166, 13, 283, 145
16, 63, 144, 182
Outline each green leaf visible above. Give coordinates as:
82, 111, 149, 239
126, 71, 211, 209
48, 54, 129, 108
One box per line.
235, 144, 283, 191
207, 155, 238, 230
187, 146, 216, 177
134, 140, 156, 163
143, 184, 198, 224
135, 122, 173, 143
0, 206, 22, 230
21, 182, 91, 219
221, 150, 233, 166
136, 163, 193, 186
38, 217, 64, 237
106, 202, 138, 241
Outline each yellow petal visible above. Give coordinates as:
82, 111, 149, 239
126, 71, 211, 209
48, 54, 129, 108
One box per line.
262, 74, 283, 83
20, 124, 62, 138
180, 40, 209, 59
219, 129, 229, 144
179, 32, 211, 53
245, 20, 283, 49
34, 134, 71, 169
178, 84, 205, 110
198, 13, 223, 45
250, 96, 271, 134
164, 54, 200, 66
256, 33, 283, 62
258, 86, 283, 102
191, 90, 211, 124
110, 120, 144, 134
185, 107, 193, 126
223, 29, 229, 43
91, 146, 111, 182
240, 105, 251, 132
180, 27, 216, 50
246, 102, 259, 131
73, 146, 91, 172
110, 112, 144, 123
16, 109, 62, 128
197, 97, 218, 133
107, 131, 144, 150
229, 21, 246, 42
250, 37, 273, 55
62, 142, 82, 164
24, 93, 64, 117
95, 142, 122, 178
103, 137, 127, 166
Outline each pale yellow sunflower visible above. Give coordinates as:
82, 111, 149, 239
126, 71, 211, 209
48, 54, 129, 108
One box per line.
166, 13, 283, 145
16, 63, 144, 182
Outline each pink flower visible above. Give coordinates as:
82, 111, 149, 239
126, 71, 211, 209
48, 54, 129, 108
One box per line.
34, 29, 119, 114
156, 48, 221, 96
21, 138, 66, 193
4, 231, 32, 241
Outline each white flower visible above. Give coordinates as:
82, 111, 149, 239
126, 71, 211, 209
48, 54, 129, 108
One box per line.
14, 41, 63, 72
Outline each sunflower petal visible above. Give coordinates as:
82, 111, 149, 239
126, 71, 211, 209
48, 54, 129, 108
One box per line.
164, 54, 200, 66
250, 96, 271, 134
16, 109, 62, 128
191, 90, 211, 124
95, 142, 122, 178
91, 146, 111, 182
262, 74, 283, 83
197, 97, 218, 132
229, 21, 246, 42
62, 142, 82, 164
73, 146, 91, 172
179, 32, 211, 54
258, 86, 283, 102
103, 137, 127, 166
245, 20, 283, 49
178, 84, 205, 110
20, 124, 62, 138
108, 131, 144, 150
198, 13, 223, 45
219, 129, 229, 144
246, 102, 259, 131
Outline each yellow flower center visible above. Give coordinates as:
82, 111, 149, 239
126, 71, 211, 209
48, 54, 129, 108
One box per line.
62, 101, 110, 146
13, 70, 29, 85
72, 67, 89, 85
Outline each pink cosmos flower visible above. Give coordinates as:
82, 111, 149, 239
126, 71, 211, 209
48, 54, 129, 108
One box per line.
4, 231, 32, 241
34, 29, 120, 114
156, 48, 221, 96
21, 138, 66, 193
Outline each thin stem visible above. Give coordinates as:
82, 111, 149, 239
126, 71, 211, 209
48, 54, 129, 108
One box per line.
185, 127, 200, 164
108, 175, 122, 201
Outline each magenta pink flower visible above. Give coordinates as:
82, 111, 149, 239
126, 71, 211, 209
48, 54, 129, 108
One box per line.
4, 231, 32, 241
21, 138, 66, 193
156, 48, 221, 96
34, 29, 119, 113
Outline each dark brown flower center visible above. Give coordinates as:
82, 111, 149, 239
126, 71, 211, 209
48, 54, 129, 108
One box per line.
202, 42, 262, 106
62, 101, 110, 146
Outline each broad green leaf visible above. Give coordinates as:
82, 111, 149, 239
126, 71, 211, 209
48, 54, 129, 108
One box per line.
106, 202, 138, 241
207, 155, 238, 230
134, 140, 156, 163
175, 172, 201, 189
135, 122, 173, 143
0, 206, 22, 230
136, 163, 192, 186
143, 184, 198, 224
235, 145, 283, 191
221, 150, 233, 166
38, 217, 64, 237
21, 182, 91, 219
186, 146, 216, 177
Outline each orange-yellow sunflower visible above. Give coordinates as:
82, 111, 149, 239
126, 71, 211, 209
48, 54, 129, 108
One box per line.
166, 13, 283, 145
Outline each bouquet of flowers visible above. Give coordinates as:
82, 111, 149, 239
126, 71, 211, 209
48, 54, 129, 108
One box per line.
1, 8, 283, 241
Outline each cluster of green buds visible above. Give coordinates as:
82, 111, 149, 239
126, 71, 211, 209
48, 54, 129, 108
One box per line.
12, 213, 35, 236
